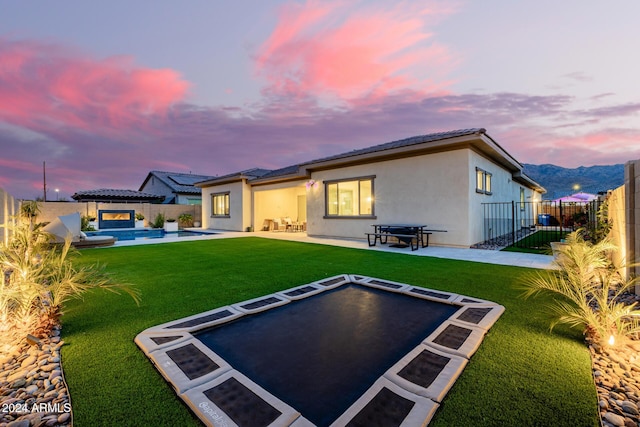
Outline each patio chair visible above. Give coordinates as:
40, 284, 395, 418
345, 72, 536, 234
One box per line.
272, 219, 286, 231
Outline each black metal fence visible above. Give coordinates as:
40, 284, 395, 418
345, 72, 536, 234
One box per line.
478, 200, 601, 250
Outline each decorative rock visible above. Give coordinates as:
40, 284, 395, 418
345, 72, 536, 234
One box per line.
40, 363, 56, 372
1, 333, 71, 427
20, 355, 36, 368
24, 384, 38, 395
6, 370, 27, 383
621, 400, 639, 415
10, 378, 26, 389
604, 412, 626, 426
48, 370, 61, 381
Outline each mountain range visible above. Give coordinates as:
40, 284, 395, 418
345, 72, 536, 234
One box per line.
522, 163, 625, 200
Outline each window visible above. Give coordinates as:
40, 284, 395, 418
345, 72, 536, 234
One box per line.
325, 176, 374, 217
475, 168, 492, 195
211, 192, 230, 216
520, 187, 525, 210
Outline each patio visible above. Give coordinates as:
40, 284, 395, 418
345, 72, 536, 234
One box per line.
112, 228, 555, 270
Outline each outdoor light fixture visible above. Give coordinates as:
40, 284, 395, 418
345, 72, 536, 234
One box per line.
305, 180, 319, 190
26, 334, 41, 347
608, 335, 615, 346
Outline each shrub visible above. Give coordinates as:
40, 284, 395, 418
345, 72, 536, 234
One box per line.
135, 212, 145, 221
520, 229, 640, 348
0, 222, 140, 350
81, 215, 96, 231
178, 213, 193, 227
149, 213, 165, 228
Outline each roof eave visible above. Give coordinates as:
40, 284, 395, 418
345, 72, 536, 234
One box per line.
250, 172, 310, 186
196, 175, 249, 187
513, 172, 547, 193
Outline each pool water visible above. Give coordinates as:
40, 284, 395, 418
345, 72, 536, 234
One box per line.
194, 284, 457, 426
86, 229, 208, 241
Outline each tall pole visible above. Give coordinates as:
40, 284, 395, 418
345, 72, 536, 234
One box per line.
43, 161, 47, 201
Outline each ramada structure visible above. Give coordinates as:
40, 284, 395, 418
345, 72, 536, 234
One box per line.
196, 128, 545, 247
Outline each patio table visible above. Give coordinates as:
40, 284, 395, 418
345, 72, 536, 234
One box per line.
367, 224, 430, 250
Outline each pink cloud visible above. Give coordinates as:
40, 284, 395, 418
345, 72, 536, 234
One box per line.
0, 38, 189, 135
255, 1, 458, 103
495, 126, 640, 168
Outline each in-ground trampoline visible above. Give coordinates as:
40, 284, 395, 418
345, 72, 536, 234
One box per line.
136, 274, 505, 427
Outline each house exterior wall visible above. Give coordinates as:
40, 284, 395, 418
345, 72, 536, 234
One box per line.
201, 181, 251, 231
176, 194, 202, 205
304, 148, 539, 247
467, 150, 540, 246
140, 177, 201, 205
140, 178, 174, 202
306, 150, 472, 246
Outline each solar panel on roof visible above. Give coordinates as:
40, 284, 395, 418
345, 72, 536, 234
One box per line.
168, 175, 205, 185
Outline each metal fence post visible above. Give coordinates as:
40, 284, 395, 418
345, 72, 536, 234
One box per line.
511, 201, 516, 247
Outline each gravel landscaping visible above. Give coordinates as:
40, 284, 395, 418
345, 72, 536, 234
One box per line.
0, 326, 71, 427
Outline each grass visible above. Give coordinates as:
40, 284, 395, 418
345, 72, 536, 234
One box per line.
502, 230, 569, 254
61, 237, 599, 427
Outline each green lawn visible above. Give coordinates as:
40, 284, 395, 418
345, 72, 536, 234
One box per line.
502, 230, 569, 254
62, 237, 598, 427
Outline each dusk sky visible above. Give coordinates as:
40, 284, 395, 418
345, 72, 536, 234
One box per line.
1, 1, 639, 200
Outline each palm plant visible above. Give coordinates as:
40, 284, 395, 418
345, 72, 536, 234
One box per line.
0, 221, 140, 349
520, 229, 640, 348
19, 200, 40, 229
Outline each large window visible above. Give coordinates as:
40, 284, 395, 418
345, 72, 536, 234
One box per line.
211, 192, 230, 217
325, 176, 374, 217
476, 168, 492, 195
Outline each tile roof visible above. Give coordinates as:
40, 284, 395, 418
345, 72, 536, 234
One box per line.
71, 189, 165, 200
255, 128, 486, 181
300, 128, 486, 167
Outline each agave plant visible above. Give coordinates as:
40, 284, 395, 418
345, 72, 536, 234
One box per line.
0, 221, 140, 347
520, 229, 640, 348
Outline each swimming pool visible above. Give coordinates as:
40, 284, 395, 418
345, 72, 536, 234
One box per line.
86, 229, 211, 241
136, 274, 504, 426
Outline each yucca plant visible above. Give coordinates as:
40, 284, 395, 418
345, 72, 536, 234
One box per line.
0, 221, 140, 349
520, 229, 640, 348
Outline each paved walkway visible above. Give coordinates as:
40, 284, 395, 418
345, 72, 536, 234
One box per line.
113, 229, 554, 270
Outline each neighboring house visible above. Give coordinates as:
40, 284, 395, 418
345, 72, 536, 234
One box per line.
71, 189, 165, 203
196, 128, 546, 247
139, 171, 217, 205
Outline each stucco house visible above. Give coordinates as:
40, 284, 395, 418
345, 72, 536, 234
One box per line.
196, 128, 545, 247
139, 171, 217, 205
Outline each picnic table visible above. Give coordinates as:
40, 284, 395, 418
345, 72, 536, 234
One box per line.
365, 224, 446, 251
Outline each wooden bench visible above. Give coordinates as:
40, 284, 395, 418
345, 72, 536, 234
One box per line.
365, 232, 429, 251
